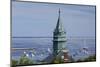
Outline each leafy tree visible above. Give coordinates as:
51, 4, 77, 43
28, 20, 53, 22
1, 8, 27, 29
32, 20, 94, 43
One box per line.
77, 55, 96, 62
11, 60, 18, 67
52, 56, 64, 64
83, 55, 96, 62
18, 54, 33, 65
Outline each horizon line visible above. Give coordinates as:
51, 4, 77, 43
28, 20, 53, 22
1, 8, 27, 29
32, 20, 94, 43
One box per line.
12, 36, 95, 38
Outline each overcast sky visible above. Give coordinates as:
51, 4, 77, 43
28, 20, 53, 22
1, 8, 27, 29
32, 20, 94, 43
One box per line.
12, 1, 96, 37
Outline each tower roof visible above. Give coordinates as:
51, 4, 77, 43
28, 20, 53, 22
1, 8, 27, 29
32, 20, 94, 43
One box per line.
55, 9, 65, 33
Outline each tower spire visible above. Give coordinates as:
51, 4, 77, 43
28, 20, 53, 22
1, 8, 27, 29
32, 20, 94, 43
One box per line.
55, 8, 64, 33
59, 8, 60, 18
53, 9, 70, 63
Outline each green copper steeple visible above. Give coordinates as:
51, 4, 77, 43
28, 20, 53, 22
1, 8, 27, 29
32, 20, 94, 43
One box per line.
53, 9, 67, 56
55, 8, 65, 33
52, 9, 70, 63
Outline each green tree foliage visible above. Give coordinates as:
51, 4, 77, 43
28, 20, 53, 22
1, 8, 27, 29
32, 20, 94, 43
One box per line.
11, 60, 18, 67
18, 55, 33, 65
53, 58, 62, 64
83, 55, 96, 62
11, 54, 34, 66
77, 55, 96, 62
52, 56, 66, 64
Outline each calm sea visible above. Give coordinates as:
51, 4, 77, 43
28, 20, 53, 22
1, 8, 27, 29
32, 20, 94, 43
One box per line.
11, 37, 96, 61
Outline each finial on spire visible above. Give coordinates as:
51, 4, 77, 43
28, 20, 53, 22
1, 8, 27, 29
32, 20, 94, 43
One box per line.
59, 8, 60, 17
54, 8, 65, 32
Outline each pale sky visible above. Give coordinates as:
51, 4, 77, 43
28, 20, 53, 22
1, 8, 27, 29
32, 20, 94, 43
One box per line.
12, 1, 96, 37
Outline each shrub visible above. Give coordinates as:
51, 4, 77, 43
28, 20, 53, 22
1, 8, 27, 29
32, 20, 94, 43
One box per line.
11, 60, 18, 67
18, 55, 33, 65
